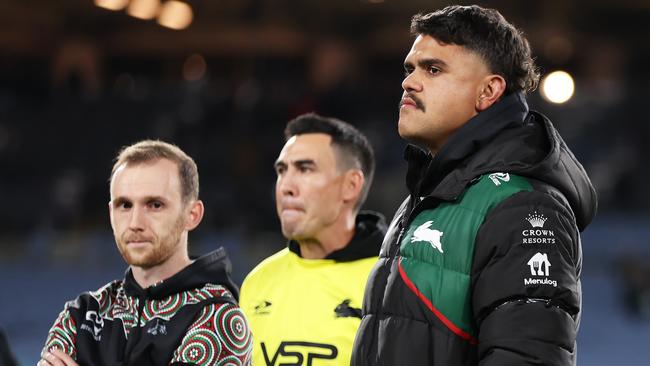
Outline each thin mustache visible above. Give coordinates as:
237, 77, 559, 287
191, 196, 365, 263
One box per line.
400, 93, 425, 111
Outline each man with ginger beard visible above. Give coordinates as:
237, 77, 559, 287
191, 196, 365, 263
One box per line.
40, 140, 252, 366
239, 113, 386, 366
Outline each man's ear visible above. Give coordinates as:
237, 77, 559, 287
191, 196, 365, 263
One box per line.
108, 201, 115, 229
476, 74, 507, 111
342, 169, 365, 204
185, 200, 205, 231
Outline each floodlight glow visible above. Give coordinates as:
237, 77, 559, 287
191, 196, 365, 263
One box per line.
541, 70, 575, 104
183, 54, 206, 81
158, 1, 193, 30
127, 0, 160, 20
95, 0, 129, 11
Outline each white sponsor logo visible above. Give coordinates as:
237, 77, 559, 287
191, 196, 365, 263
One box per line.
81, 311, 103, 341
527, 252, 551, 276
488, 172, 510, 186
524, 252, 557, 287
526, 212, 547, 228
524, 278, 557, 287
521, 236, 556, 244
411, 221, 444, 254
522, 211, 555, 245
147, 319, 168, 336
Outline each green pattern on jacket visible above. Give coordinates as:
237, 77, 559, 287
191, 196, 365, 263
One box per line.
399, 173, 533, 337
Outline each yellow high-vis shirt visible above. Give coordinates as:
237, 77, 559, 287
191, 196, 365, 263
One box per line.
240, 248, 378, 366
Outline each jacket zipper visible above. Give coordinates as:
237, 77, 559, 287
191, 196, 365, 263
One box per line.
124, 294, 146, 364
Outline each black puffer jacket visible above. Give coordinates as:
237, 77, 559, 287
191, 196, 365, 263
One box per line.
352, 92, 597, 365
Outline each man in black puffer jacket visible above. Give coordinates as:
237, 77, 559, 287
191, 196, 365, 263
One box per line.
352, 5, 597, 366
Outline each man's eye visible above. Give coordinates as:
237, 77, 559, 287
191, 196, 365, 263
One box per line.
403, 67, 414, 77
119, 202, 132, 209
428, 66, 440, 75
149, 201, 163, 209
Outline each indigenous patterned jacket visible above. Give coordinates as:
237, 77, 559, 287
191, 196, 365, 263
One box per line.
43, 248, 252, 366
351, 93, 598, 365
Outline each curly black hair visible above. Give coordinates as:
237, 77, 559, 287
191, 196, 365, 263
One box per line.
411, 5, 540, 95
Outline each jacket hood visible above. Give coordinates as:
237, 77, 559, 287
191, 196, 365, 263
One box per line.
405, 92, 597, 231
124, 247, 240, 300
288, 211, 387, 261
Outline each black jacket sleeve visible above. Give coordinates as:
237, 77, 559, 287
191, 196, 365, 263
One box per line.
0, 327, 19, 366
471, 190, 582, 366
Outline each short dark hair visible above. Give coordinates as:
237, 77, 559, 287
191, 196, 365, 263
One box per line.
284, 113, 375, 210
411, 5, 540, 95
110, 140, 199, 204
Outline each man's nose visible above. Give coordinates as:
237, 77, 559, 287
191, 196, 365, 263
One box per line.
128, 206, 146, 230
402, 71, 422, 93
277, 171, 298, 197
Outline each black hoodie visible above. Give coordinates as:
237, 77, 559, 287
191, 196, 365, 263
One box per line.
42, 247, 252, 366
352, 92, 597, 366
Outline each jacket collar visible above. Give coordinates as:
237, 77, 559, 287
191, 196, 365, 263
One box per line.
405, 92, 529, 200
123, 247, 239, 300
288, 211, 387, 262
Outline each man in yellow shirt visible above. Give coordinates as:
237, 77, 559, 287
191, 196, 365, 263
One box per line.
240, 113, 386, 366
